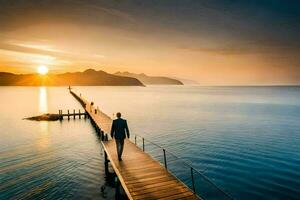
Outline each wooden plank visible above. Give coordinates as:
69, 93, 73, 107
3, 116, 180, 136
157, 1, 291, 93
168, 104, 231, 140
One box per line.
159, 192, 196, 200
131, 183, 188, 196
124, 170, 170, 181
121, 166, 163, 174
127, 179, 180, 191
133, 186, 191, 200
126, 175, 175, 185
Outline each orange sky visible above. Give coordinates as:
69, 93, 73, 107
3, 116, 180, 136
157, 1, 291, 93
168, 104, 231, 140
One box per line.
0, 1, 299, 85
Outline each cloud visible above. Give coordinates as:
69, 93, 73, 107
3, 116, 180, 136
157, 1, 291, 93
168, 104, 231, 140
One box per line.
0, 39, 106, 59
0, 0, 136, 32
178, 46, 255, 55
0, 42, 65, 58
82, 2, 136, 24
178, 44, 300, 56
0, 40, 107, 71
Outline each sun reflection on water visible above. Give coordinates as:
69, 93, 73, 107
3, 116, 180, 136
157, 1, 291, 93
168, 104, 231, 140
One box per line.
38, 87, 50, 150
39, 87, 48, 114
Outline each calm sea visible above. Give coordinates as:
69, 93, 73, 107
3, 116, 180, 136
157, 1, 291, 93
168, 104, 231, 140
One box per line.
1, 86, 300, 200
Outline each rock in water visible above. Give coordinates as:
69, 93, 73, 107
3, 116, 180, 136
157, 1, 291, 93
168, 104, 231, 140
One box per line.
24, 114, 60, 121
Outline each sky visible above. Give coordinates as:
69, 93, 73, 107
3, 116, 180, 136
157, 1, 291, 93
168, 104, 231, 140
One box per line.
0, 0, 299, 85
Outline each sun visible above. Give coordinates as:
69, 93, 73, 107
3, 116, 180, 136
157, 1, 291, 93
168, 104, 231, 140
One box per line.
37, 65, 49, 75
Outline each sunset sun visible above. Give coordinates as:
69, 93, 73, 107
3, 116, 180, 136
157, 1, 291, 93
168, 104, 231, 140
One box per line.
37, 65, 48, 75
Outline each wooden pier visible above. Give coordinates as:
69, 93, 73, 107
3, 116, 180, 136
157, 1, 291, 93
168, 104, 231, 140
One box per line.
70, 90, 201, 200
102, 140, 200, 200
58, 109, 87, 120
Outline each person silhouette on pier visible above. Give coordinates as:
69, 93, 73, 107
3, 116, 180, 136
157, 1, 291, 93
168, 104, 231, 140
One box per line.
110, 112, 130, 161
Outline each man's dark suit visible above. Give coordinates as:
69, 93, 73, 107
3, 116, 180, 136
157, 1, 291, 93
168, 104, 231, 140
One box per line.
110, 118, 130, 160
111, 118, 130, 140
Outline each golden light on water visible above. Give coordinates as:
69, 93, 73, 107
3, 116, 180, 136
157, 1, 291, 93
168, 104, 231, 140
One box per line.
36, 124, 50, 150
37, 65, 49, 75
39, 87, 48, 114
38, 87, 50, 150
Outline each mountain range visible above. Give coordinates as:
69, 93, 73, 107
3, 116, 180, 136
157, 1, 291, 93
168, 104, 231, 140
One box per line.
115, 72, 183, 85
0, 69, 144, 86
0, 69, 189, 86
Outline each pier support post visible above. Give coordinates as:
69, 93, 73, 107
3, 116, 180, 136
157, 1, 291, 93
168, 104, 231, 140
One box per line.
191, 167, 196, 193
79, 109, 81, 119
101, 131, 104, 141
73, 109, 75, 119
163, 149, 167, 169
115, 177, 121, 200
142, 138, 145, 152
68, 110, 70, 120
104, 151, 109, 177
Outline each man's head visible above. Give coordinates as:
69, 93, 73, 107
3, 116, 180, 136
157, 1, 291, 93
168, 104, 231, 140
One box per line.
116, 112, 121, 118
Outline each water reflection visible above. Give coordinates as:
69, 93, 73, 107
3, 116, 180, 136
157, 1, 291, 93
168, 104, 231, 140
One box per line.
36, 133, 50, 150
38, 87, 50, 150
39, 87, 48, 114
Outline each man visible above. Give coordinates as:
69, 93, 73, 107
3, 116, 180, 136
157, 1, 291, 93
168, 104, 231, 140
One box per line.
110, 112, 130, 161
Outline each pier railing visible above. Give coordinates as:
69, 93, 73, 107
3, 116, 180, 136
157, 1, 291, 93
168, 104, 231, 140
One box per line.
131, 134, 234, 200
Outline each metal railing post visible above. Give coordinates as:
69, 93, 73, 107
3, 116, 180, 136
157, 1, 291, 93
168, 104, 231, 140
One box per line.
142, 138, 145, 152
191, 167, 196, 193
163, 149, 167, 169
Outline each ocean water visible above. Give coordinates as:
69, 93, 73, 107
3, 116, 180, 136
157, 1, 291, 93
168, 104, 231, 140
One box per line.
1, 86, 300, 200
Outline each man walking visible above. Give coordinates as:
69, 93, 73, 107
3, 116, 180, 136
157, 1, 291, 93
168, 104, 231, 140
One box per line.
110, 112, 130, 161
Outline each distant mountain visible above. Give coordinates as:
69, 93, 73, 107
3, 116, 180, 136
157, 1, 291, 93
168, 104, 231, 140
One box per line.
0, 69, 144, 86
172, 77, 199, 85
115, 72, 183, 85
